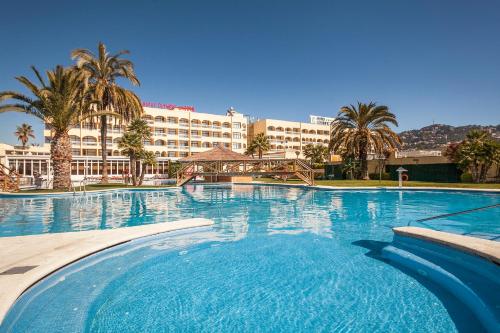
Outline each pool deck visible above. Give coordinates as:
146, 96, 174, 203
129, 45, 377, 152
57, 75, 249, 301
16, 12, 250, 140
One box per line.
0, 218, 213, 324
1, 182, 500, 197
393, 226, 500, 265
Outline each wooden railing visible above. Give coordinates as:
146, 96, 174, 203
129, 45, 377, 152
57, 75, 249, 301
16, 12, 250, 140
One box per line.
0, 163, 20, 192
176, 159, 315, 186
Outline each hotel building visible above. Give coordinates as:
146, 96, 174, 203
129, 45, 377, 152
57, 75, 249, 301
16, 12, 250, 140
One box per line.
1, 104, 248, 181
1, 103, 338, 181
248, 118, 332, 159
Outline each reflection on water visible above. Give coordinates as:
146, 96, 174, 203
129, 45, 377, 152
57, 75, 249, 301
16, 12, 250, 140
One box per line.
0, 185, 498, 240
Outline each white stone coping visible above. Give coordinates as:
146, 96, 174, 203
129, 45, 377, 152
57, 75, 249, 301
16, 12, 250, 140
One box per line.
1, 183, 499, 196
0, 218, 213, 324
393, 226, 500, 265
0, 186, 177, 197
252, 182, 500, 192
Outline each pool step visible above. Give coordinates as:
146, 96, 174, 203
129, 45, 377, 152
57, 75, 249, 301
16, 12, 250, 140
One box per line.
382, 233, 500, 333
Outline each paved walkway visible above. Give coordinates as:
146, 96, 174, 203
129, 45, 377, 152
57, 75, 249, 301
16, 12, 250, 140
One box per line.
0, 218, 213, 323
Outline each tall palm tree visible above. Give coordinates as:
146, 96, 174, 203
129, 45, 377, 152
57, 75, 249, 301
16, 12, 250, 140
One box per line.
138, 150, 157, 186
14, 123, 35, 149
249, 133, 270, 159
0, 66, 96, 189
329, 102, 401, 180
71, 42, 143, 183
127, 118, 151, 141
117, 132, 142, 186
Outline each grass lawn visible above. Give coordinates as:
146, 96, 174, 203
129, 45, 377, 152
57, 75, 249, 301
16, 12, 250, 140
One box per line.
257, 178, 500, 189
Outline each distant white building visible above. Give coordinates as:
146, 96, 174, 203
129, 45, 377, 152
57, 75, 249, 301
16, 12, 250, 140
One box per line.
309, 115, 335, 126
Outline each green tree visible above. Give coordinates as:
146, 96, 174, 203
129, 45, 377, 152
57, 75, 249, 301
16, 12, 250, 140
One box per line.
71, 42, 143, 184
244, 144, 257, 158
117, 132, 142, 186
303, 144, 329, 165
118, 118, 153, 186
127, 118, 151, 141
329, 102, 401, 180
248, 133, 270, 159
0, 66, 95, 189
138, 150, 157, 185
14, 123, 35, 149
444, 130, 499, 183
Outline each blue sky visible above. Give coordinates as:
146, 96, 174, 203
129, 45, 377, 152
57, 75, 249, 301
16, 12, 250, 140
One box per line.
1, 0, 499, 145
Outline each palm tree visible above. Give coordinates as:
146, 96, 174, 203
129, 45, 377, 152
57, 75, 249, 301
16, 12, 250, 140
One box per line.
244, 144, 257, 158
118, 118, 152, 186
127, 118, 151, 141
329, 102, 401, 180
117, 132, 142, 186
0, 66, 95, 189
14, 123, 35, 149
303, 144, 329, 165
249, 133, 270, 159
138, 150, 157, 185
71, 42, 143, 184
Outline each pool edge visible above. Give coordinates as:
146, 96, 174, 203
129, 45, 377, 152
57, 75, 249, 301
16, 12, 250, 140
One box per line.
393, 227, 500, 265
0, 218, 214, 324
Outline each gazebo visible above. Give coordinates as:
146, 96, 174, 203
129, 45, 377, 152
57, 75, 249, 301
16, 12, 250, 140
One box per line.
179, 145, 253, 163
178, 146, 254, 184
176, 145, 315, 186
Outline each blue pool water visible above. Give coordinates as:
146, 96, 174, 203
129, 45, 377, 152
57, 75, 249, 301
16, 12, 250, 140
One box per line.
1, 185, 499, 332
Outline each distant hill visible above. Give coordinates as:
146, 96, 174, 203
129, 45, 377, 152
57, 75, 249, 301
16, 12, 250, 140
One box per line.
398, 124, 500, 150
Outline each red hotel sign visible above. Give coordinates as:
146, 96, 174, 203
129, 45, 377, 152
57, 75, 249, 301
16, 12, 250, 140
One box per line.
142, 102, 195, 112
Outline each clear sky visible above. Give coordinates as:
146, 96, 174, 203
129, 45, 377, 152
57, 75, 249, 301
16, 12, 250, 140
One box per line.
1, 0, 499, 145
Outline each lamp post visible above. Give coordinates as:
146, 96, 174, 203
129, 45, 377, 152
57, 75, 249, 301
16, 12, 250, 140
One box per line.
396, 166, 407, 188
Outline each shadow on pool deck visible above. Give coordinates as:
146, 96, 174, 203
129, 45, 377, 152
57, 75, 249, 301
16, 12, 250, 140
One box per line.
352, 239, 486, 333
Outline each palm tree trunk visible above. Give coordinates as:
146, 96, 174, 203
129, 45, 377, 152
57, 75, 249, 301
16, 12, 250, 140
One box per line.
50, 131, 72, 190
100, 115, 109, 184
358, 142, 369, 180
258, 149, 263, 159
138, 163, 146, 186
130, 155, 137, 186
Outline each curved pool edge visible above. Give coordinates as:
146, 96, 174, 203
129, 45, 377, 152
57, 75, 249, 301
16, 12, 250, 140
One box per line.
384, 227, 500, 332
393, 227, 500, 265
0, 218, 214, 324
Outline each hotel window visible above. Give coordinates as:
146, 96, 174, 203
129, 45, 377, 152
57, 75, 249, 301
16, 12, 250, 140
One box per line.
232, 143, 241, 150
202, 131, 210, 137
232, 122, 241, 129
233, 132, 241, 139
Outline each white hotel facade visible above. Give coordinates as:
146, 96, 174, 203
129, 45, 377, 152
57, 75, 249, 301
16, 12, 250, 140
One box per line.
0, 102, 336, 180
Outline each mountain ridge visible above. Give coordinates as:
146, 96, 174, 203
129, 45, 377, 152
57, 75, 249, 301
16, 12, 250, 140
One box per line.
398, 124, 500, 150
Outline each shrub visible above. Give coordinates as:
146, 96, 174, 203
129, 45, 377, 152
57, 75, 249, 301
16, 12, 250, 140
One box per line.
460, 172, 473, 183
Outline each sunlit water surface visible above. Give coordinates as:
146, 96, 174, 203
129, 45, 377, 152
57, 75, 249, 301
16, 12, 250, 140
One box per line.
0, 185, 498, 332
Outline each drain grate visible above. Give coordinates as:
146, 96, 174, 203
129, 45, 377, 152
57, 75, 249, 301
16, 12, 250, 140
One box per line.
0, 265, 38, 275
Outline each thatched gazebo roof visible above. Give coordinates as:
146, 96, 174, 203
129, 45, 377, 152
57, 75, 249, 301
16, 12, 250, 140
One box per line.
178, 145, 253, 162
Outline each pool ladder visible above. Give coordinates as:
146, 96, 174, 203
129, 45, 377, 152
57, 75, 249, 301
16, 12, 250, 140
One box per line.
409, 203, 500, 226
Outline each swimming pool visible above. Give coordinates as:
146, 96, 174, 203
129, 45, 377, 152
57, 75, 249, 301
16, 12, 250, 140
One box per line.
0, 185, 499, 238
1, 185, 499, 332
